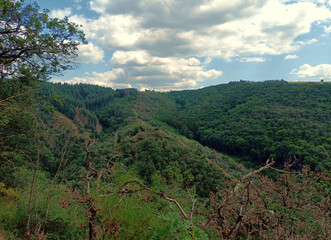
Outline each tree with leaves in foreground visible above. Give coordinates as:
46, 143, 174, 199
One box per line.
0, 0, 85, 83
0, 0, 86, 145
0, 0, 86, 238
0, 0, 86, 159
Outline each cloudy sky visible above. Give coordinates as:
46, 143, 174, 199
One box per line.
39, 0, 331, 91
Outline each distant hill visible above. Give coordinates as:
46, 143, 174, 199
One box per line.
39, 82, 249, 197
166, 81, 330, 171
40, 80, 331, 172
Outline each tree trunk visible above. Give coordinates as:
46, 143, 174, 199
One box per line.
26, 149, 40, 238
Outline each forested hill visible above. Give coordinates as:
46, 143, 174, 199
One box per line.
166, 81, 331, 170
41, 80, 331, 171
1, 80, 330, 239
38, 82, 246, 197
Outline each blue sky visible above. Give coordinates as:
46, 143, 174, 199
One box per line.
38, 0, 331, 91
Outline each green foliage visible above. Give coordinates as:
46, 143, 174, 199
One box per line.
151, 212, 209, 240
39, 83, 140, 135
0, 167, 87, 239
0, 182, 18, 200
0, 84, 37, 187
39, 82, 118, 113
167, 81, 331, 170
98, 194, 157, 239
1, 78, 330, 239
95, 165, 211, 240
0, 0, 87, 188
108, 122, 240, 197
0, 0, 85, 81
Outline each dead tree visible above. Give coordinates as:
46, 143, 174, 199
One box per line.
205, 160, 330, 240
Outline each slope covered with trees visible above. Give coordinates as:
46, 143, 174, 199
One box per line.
38, 79, 331, 173
167, 81, 331, 171
38, 82, 246, 197
3, 80, 330, 239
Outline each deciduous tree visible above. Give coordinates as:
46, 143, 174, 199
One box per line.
0, 0, 85, 83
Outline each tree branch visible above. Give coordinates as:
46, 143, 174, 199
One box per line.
117, 180, 191, 220
241, 160, 275, 181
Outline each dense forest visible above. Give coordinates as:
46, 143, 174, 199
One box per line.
40, 80, 331, 172
1, 80, 329, 239
1, 0, 330, 239
166, 81, 331, 170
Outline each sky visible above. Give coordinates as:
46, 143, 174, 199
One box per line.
38, 0, 331, 91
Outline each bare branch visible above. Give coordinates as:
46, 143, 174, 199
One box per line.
117, 180, 191, 220
241, 160, 275, 181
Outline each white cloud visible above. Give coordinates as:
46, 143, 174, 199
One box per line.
291, 64, 331, 79
53, 69, 132, 89
63, 50, 222, 91
50, 8, 72, 19
284, 54, 298, 60
83, 0, 331, 59
109, 50, 222, 90
69, 14, 144, 50
240, 57, 267, 63
55, 0, 331, 89
297, 39, 318, 45
77, 43, 104, 64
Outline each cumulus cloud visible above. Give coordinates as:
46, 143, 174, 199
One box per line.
55, 0, 331, 89
77, 43, 104, 64
53, 69, 132, 89
82, 0, 331, 59
63, 50, 222, 91
50, 8, 72, 19
284, 55, 298, 60
109, 50, 222, 90
290, 64, 331, 79
240, 57, 267, 63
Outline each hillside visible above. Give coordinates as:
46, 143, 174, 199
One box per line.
38, 80, 331, 180
166, 81, 331, 170
39, 82, 249, 196
0, 81, 330, 239
42, 81, 331, 173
